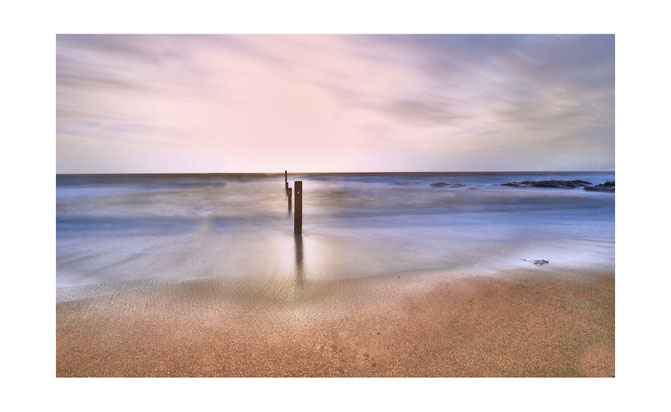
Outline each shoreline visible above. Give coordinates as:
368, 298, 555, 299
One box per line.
57, 269, 614, 377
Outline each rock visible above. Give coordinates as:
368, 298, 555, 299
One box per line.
501, 180, 592, 189
522, 259, 549, 266
584, 181, 615, 192
431, 182, 465, 188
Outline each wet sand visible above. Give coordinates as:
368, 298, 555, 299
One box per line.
56, 270, 614, 377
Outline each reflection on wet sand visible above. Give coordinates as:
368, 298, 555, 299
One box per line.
294, 234, 304, 287
287, 193, 292, 215
57, 172, 615, 291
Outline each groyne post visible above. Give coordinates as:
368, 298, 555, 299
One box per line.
294, 181, 302, 235
285, 170, 288, 193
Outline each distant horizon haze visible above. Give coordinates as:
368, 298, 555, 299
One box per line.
56, 169, 615, 176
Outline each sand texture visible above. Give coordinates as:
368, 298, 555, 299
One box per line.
57, 270, 614, 377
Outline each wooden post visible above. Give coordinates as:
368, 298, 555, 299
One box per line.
294, 181, 302, 235
285, 170, 288, 193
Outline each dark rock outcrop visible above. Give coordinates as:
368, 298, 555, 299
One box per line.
522, 259, 549, 266
502, 180, 592, 189
584, 181, 615, 192
431, 182, 465, 188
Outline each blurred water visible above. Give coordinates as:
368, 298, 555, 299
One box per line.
56, 172, 614, 290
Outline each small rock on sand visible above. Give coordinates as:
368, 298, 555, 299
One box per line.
522, 259, 550, 266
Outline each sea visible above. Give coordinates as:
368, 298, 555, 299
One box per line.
56, 172, 615, 294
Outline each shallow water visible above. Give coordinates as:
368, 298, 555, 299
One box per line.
56, 172, 614, 291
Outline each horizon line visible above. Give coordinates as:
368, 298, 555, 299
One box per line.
56, 170, 615, 176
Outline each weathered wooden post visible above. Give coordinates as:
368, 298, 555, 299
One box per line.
294, 181, 302, 235
285, 170, 288, 193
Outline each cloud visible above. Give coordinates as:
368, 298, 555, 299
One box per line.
56, 34, 614, 173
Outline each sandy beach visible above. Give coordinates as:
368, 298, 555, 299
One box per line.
57, 269, 614, 377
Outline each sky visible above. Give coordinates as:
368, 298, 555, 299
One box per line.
56, 34, 614, 173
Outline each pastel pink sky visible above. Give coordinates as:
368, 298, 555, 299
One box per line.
57, 35, 614, 173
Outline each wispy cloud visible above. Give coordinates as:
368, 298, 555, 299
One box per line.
57, 34, 614, 173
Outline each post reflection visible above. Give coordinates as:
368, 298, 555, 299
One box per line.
287, 187, 292, 216
294, 234, 304, 286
